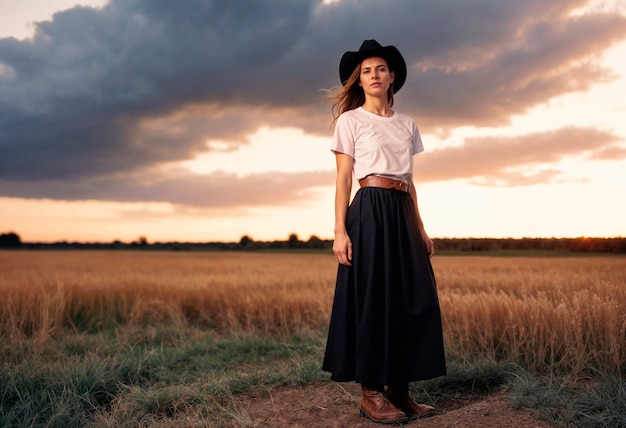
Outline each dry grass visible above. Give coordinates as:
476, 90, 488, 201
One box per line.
0, 250, 624, 376
436, 256, 626, 376
0, 251, 336, 339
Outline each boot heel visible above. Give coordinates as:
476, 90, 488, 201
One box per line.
359, 406, 407, 424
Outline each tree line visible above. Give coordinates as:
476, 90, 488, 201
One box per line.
1, 231, 626, 254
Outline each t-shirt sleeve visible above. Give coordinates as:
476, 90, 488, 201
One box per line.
412, 120, 425, 155
330, 113, 355, 157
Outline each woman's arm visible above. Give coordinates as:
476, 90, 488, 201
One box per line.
333, 153, 353, 266
409, 181, 434, 258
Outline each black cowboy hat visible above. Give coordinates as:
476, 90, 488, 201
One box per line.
339, 39, 407, 93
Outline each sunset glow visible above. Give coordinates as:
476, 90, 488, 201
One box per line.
1, 0, 625, 243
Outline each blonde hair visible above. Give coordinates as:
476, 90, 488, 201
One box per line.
327, 59, 395, 128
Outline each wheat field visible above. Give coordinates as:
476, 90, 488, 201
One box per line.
1, 250, 624, 376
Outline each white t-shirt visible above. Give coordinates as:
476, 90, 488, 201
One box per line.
330, 107, 424, 182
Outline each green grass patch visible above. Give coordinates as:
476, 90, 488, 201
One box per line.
1, 326, 624, 427
508, 373, 626, 427
0, 326, 326, 427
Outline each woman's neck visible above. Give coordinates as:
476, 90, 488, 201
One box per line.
361, 98, 393, 117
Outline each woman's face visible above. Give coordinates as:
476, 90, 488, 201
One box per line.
359, 56, 394, 97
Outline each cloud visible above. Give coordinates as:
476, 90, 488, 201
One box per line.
0, 1, 323, 181
0, 168, 334, 207
400, 10, 626, 128
588, 144, 626, 160
413, 126, 621, 185
0, 0, 625, 207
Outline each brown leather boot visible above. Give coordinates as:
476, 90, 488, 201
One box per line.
386, 385, 435, 419
359, 384, 408, 424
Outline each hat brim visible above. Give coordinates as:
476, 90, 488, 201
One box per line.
339, 45, 407, 93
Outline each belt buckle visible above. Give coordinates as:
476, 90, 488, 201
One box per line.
392, 180, 407, 192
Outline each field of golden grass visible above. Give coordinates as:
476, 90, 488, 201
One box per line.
1, 250, 624, 377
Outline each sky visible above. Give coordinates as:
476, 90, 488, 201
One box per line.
1, 0, 625, 243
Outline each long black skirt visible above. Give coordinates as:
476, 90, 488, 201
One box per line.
322, 187, 446, 385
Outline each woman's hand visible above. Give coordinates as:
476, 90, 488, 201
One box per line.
333, 230, 353, 266
422, 232, 435, 258
410, 182, 434, 258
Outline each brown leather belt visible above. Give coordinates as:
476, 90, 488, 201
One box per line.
359, 175, 409, 192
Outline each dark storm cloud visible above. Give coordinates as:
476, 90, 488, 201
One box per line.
0, 0, 625, 206
0, 0, 319, 182
402, 12, 626, 128
0, 169, 334, 207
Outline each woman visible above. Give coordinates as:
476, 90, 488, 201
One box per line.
322, 40, 446, 424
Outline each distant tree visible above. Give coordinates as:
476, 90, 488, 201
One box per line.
131, 236, 149, 247
306, 235, 327, 249
239, 235, 254, 248
287, 233, 300, 249
0, 232, 21, 248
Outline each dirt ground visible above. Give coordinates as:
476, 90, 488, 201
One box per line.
238, 382, 556, 427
